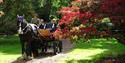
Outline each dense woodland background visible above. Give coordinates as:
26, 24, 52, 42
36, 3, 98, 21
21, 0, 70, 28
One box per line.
0, 0, 125, 35
0, 0, 71, 34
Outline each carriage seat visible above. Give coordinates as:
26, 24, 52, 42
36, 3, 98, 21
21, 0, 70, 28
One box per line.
38, 29, 51, 37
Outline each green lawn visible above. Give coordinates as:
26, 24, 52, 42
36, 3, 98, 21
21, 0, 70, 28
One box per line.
0, 35, 21, 63
1, 35, 125, 63
58, 38, 125, 63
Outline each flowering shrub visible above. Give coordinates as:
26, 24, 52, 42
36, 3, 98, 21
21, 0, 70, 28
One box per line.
100, 0, 125, 16
58, 0, 99, 40
100, 0, 125, 30
57, 0, 125, 41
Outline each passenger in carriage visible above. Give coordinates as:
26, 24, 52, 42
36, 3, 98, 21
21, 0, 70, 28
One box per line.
31, 15, 40, 26
51, 19, 58, 32
45, 19, 58, 32
39, 18, 58, 32
39, 19, 45, 29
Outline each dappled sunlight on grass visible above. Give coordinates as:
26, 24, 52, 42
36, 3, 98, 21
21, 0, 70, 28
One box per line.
58, 38, 125, 63
1, 35, 125, 63
0, 54, 21, 63
68, 49, 108, 60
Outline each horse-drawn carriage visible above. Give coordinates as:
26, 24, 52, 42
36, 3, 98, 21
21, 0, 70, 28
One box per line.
17, 15, 63, 59
38, 29, 62, 54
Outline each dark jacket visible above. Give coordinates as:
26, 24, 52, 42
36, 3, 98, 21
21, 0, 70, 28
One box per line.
39, 22, 58, 32
39, 24, 45, 29
46, 23, 57, 32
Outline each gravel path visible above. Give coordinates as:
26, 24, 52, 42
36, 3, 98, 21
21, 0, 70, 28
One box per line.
12, 39, 74, 63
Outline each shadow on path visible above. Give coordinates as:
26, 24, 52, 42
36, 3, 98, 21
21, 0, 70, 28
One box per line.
12, 39, 73, 63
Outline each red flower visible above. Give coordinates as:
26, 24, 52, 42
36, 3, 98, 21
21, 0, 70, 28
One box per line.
80, 27, 97, 33
74, 0, 81, 2
82, 20, 87, 24
100, 0, 125, 16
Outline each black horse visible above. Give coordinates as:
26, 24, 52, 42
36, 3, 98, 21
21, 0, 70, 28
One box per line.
17, 15, 40, 58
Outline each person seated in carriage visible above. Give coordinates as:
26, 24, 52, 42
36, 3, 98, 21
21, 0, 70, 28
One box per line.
39, 19, 58, 31
38, 18, 58, 39
39, 19, 45, 29
50, 18, 58, 32
45, 18, 58, 32
31, 15, 40, 26
38, 19, 63, 53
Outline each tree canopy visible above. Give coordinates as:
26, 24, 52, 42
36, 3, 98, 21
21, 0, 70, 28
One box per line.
0, 0, 71, 34
0, 0, 125, 35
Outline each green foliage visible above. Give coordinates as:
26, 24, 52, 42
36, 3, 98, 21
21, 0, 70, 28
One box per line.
0, 0, 35, 34
0, 35, 21, 62
32, 0, 71, 21
0, 0, 71, 34
101, 17, 111, 23
73, 19, 82, 26
50, 0, 71, 20
32, 0, 52, 21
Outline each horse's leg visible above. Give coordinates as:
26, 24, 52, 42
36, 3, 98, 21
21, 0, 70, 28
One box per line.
32, 48, 38, 58
21, 40, 25, 57
25, 43, 32, 58
31, 40, 39, 58
20, 39, 25, 55
19, 34, 25, 55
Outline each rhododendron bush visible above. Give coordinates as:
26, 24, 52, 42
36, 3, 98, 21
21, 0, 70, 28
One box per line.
100, 0, 125, 30
57, 0, 125, 41
100, 0, 125, 16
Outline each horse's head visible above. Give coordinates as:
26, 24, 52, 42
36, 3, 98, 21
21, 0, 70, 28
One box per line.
17, 15, 24, 23
17, 15, 29, 34
17, 15, 25, 27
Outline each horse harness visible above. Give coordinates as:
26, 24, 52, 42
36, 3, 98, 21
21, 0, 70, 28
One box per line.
18, 23, 29, 34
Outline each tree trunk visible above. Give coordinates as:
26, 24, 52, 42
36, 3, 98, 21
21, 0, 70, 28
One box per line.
32, 0, 52, 22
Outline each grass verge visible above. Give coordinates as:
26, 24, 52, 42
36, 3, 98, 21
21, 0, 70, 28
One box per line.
58, 38, 125, 63
0, 35, 21, 63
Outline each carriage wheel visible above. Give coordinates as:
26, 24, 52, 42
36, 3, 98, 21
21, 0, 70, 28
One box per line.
58, 40, 62, 53
41, 40, 48, 54
53, 41, 58, 55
